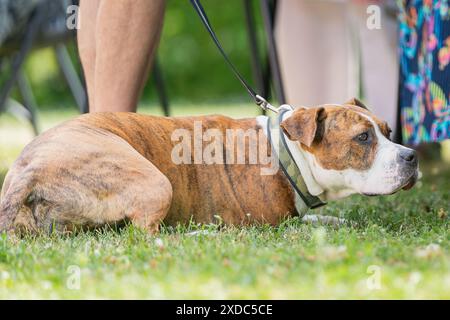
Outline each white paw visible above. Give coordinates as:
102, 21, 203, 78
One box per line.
301, 214, 347, 227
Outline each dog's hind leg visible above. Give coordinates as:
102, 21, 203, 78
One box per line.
0, 169, 39, 235
0, 128, 173, 235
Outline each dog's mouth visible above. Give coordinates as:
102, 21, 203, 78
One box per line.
385, 172, 418, 195
401, 175, 417, 191
363, 171, 419, 197
400, 169, 419, 191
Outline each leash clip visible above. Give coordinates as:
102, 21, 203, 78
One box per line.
256, 95, 294, 114
256, 95, 280, 113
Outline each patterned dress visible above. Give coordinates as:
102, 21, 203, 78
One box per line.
398, 0, 450, 145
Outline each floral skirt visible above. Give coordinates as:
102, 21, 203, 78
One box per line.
398, 0, 450, 145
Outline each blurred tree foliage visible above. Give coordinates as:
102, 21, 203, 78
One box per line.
21, 0, 266, 109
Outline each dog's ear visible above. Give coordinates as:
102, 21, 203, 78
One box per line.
344, 97, 369, 110
280, 107, 326, 147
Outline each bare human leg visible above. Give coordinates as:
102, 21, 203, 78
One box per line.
77, 0, 101, 110
77, 0, 166, 112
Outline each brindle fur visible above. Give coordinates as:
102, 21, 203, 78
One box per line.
0, 113, 295, 234
0, 102, 391, 235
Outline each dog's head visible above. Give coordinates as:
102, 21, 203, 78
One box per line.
280, 98, 419, 200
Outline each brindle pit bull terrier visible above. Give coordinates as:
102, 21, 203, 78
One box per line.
0, 99, 418, 235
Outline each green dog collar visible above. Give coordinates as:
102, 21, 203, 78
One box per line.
267, 109, 326, 210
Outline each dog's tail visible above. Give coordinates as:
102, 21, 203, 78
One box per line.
0, 170, 36, 234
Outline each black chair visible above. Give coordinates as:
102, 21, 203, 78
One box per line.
0, 0, 87, 134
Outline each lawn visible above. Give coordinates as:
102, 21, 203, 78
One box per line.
0, 104, 449, 299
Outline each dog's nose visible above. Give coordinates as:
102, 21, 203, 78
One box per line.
399, 149, 417, 166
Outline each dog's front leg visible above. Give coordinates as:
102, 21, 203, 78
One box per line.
301, 214, 347, 228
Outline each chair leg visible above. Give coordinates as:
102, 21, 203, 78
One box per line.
0, 52, 32, 116
0, 7, 45, 113
17, 70, 39, 135
55, 44, 88, 114
260, 0, 286, 105
152, 58, 170, 116
243, 0, 265, 95
262, 56, 272, 104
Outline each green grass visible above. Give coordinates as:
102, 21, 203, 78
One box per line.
0, 105, 449, 299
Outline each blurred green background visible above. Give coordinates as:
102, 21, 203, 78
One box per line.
14, 0, 266, 110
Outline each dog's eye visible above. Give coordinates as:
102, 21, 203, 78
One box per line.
357, 132, 369, 142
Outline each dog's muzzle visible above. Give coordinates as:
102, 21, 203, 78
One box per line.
397, 148, 419, 191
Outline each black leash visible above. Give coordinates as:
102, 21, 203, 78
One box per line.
191, 0, 326, 210
190, 0, 278, 113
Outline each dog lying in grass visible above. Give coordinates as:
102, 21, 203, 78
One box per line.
0, 99, 418, 235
